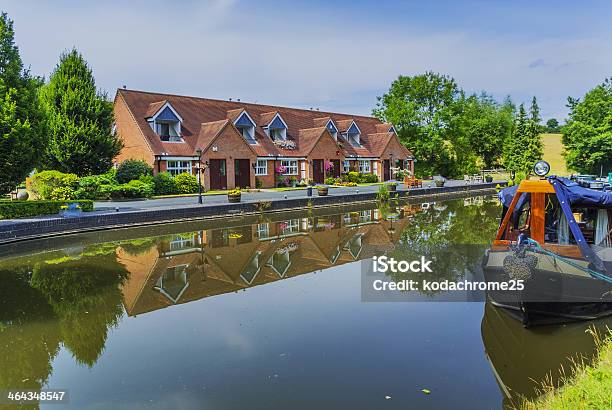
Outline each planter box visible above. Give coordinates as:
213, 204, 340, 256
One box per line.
227, 194, 241, 203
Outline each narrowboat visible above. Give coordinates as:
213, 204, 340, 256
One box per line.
482, 161, 612, 326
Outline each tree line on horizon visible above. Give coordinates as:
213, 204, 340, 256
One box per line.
0, 11, 609, 197
374, 72, 611, 178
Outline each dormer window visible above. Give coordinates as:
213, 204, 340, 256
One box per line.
326, 120, 338, 140
266, 113, 288, 141
346, 122, 361, 146
234, 111, 257, 144
148, 102, 183, 142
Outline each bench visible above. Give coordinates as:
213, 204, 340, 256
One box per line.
404, 176, 423, 188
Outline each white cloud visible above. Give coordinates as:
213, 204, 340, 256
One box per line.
4, 0, 611, 120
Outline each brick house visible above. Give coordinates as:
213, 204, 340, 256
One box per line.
113, 89, 414, 190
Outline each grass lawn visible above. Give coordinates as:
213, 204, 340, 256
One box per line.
522, 329, 612, 409
541, 133, 572, 176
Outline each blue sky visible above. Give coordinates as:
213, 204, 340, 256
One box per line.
3, 0, 612, 121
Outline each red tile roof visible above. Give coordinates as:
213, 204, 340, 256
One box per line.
258, 111, 278, 127
145, 101, 167, 118
115, 89, 412, 158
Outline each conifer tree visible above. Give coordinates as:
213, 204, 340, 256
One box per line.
0, 12, 45, 195
525, 96, 543, 171
504, 103, 528, 174
40, 49, 122, 176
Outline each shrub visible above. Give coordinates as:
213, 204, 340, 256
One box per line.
255, 177, 263, 189
153, 172, 178, 195
376, 184, 390, 202
50, 186, 75, 200
110, 180, 154, 199
0, 200, 93, 220
29, 171, 79, 200
347, 171, 360, 183
73, 173, 116, 200
362, 173, 379, 183
174, 172, 200, 194
324, 177, 335, 185
116, 160, 153, 183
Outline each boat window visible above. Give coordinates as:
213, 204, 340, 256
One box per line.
503, 195, 531, 241
544, 194, 611, 247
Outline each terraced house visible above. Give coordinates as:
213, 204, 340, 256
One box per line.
113, 89, 415, 190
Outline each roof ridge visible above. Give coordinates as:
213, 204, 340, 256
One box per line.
117, 88, 380, 121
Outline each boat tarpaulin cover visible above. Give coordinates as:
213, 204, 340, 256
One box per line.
548, 176, 612, 208
498, 184, 518, 208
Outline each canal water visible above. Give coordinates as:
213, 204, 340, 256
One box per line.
0, 197, 609, 409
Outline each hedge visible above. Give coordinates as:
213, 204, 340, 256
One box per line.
0, 200, 94, 220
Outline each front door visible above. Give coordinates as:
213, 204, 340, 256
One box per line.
312, 159, 324, 183
331, 159, 341, 178
234, 159, 251, 188
209, 159, 227, 190
383, 160, 391, 181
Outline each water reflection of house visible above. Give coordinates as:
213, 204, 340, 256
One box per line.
119, 208, 412, 316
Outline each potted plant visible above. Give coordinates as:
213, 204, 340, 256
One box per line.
316, 185, 328, 196
485, 175, 493, 183
290, 176, 298, 187
227, 189, 241, 203
387, 182, 397, 192
434, 179, 445, 187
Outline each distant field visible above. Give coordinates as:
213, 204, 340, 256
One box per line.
541, 133, 571, 176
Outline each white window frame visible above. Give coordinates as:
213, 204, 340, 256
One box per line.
326, 119, 338, 140
282, 219, 299, 234
281, 160, 298, 175
270, 128, 287, 141
358, 160, 370, 173
256, 223, 269, 239
342, 160, 350, 173
234, 111, 258, 145
166, 160, 192, 176
255, 159, 268, 176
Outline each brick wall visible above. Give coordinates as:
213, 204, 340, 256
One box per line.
114, 94, 155, 166
202, 125, 257, 190
307, 131, 344, 180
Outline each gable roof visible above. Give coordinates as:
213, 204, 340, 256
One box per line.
116, 89, 412, 158
196, 119, 258, 156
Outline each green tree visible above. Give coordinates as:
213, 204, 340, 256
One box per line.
0, 12, 45, 195
562, 78, 612, 175
40, 49, 122, 176
546, 118, 560, 133
504, 103, 529, 174
459, 92, 515, 169
373, 72, 466, 177
525, 96, 544, 171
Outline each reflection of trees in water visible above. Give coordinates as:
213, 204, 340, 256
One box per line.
0, 248, 129, 396
386, 198, 501, 295
30, 255, 128, 367
0, 268, 61, 394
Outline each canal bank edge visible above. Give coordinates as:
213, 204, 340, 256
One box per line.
521, 329, 612, 409
0, 182, 505, 244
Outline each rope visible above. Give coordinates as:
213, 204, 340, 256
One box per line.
524, 238, 612, 284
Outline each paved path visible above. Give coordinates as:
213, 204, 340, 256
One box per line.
94, 180, 487, 211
